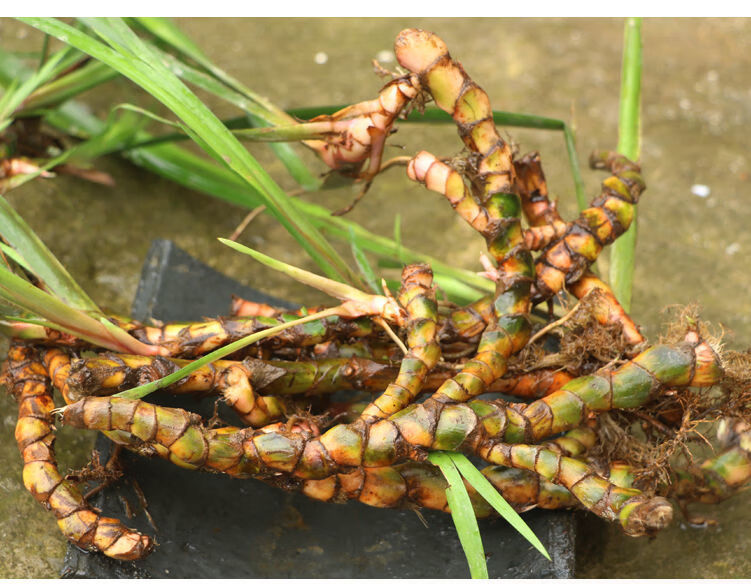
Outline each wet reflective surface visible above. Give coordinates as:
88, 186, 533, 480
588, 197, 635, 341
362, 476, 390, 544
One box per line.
0, 17, 749, 578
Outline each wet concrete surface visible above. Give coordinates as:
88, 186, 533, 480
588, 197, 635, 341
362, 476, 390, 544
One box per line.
0, 17, 749, 578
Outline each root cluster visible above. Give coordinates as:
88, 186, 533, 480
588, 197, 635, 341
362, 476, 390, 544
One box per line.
3, 27, 751, 565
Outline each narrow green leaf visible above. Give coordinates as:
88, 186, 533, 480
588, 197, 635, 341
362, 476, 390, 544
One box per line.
0, 79, 21, 127
232, 124, 339, 143
0, 267, 160, 355
245, 113, 321, 191
297, 199, 495, 294
393, 213, 403, 262
609, 17, 642, 312
563, 125, 587, 211
149, 46, 275, 122
4, 314, 103, 344
450, 453, 550, 561
131, 17, 207, 66
0, 241, 34, 273
109, 102, 183, 130
432, 273, 485, 305
349, 227, 379, 294
0, 319, 51, 340
287, 106, 563, 130
428, 451, 488, 579
83, 113, 319, 152
37, 33, 50, 68
66, 109, 145, 161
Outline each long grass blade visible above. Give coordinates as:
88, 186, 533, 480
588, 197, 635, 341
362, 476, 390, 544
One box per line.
67, 109, 147, 160
287, 106, 563, 129
608, 17, 642, 312
563, 125, 587, 211
432, 273, 487, 304
0, 78, 21, 120
450, 453, 550, 560
349, 228, 380, 294
149, 46, 276, 123
0, 267, 161, 355
428, 451, 488, 579
0, 241, 34, 273
151, 45, 320, 189
393, 213, 403, 261
232, 124, 344, 143
0, 319, 51, 340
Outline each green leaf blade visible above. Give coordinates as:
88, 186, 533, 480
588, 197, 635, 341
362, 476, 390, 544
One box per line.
428, 451, 488, 579
0, 267, 158, 355
450, 454, 550, 561
349, 227, 379, 294
609, 17, 643, 312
